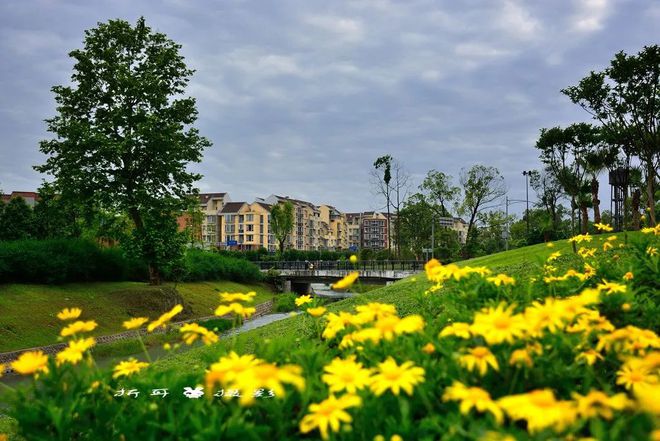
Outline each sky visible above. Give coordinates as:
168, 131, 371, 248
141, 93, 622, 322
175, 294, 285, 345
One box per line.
1, 0, 658, 215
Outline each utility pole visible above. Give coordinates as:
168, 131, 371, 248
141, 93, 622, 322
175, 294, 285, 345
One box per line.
505, 196, 527, 251
431, 213, 435, 259
522, 170, 532, 238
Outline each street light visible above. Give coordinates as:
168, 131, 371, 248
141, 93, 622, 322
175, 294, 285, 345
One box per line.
504, 196, 527, 251
522, 170, 533, 237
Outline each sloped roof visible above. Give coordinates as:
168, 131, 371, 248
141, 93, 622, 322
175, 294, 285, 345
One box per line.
219, 202, 247, 213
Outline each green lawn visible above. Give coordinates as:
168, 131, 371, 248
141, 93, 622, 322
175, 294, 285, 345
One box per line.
150, 231, 642, 375
0, 280, 274, 352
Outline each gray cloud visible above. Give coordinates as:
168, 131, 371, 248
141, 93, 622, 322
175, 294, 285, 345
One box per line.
0, 0, 658, 214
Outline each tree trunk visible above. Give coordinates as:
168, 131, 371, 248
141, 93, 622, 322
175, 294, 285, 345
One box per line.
580, 204, 589, 234
128, 207, 161, 285
646, 161, 657, 226
632, 189, 641, 230
570, 196, 577, 234
591, 177, 601, 224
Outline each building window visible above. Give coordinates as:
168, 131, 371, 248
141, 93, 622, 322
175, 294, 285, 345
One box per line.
246, 214, 254, 222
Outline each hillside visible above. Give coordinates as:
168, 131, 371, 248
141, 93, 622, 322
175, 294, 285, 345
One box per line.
0, 281, 274, 352
151, 231, 645, 374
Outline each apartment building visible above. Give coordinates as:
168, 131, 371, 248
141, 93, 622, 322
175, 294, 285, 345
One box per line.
198, 193, 230, 247
318, 205, 348, 251
264, 195, 323, 251
219, 201, 275, 251
437, 216, 469, 244
360, 212, 391, 250
1, 191, 39, 207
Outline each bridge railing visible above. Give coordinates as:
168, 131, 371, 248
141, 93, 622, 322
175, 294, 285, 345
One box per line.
255, 260, 424, 272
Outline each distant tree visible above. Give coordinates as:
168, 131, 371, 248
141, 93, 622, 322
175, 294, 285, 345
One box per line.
33, 182, 82, 239
389, 159, 411, 258
535, 123, 599, 234
419, 170, 461, 217
529, 169, 563, 234
0, 197, 34, 241
270, 201, 294, 258
583, 142, 620, 225
562, 45, 660, 226
476, 210, 514, 255
373, 155, 393, 252
457, 165, 506, 257
34, 18, 211, 284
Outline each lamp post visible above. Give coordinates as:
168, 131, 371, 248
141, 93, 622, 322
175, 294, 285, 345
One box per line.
504, 196, 527, 251
522, 170, 532, 238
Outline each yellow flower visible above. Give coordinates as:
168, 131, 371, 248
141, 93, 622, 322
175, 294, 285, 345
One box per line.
442, 381, 503, 423
180, 323, 219, 345
594, 222, 613, 232
547, 251, 561, 262
509, 349, 533, 367
622, 303, 631, 312
439, 322, 472, 339
572, 390, 630, 419
647, 246, 658, 256
486, 274, 515, 286
524, 299, 566, 337
214, 302, 256, 318
578, 247, 597, 258
616, 362, 658, 391
331, 272, 359, 290
575, 349, 604, 366
355, 302, 397, 322
57, 307, 82, 321
349, 255, 358, 264
219, 291, 256, 303
307, 306, 327, 317
602, 241, 613, 251
641, 225, 660, 235
60, 320, 98, 337
568, 233, 592, 243
295, 295, 313, 307
634, 384, 660, 415
597, 280, 627, 294
623, 271, 634, 281
372, 314, 425, 341
299, 394, 362, 440
322, 312, 360, 339
56, 337, 96, 365
607, 235, 617, 241
205, 352, 261, 391
112, 358, 149, 378
147, 304, 183, 332
231, 362, 305, 405
370, 357, 425, 396
459, 347, 499, 376
0, 363, 4, 378
546, 242, 554, 247
422, 343, 435, 354
497, 389, 576, 433
11, 350, 49, 376
122, 317, 149, 330
322, 356, 373, 393
471, 303, 526, 345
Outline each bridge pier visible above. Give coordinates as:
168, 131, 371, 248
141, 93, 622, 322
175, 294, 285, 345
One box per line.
291, 281, 312, 295
282, 280, 291, 293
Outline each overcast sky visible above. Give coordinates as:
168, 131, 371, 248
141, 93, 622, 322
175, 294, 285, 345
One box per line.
1, 0, 658, 214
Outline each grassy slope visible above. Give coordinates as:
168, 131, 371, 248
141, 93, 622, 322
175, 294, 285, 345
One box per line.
0, 281, 274, 352
153, 233, 638, 375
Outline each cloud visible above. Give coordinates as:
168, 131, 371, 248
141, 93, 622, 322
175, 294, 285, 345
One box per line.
570, 0, 612, 33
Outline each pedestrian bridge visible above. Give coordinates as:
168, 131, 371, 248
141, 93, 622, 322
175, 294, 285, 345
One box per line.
255, 261, 424, 296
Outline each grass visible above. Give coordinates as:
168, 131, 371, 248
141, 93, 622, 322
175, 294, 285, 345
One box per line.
0, 280, 275, 352
150, 231, 642, 376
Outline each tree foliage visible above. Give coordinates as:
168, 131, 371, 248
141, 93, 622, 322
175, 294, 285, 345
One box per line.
270, 201, 294, 257
457, 165, 506, 256
0, 197, 34, 241
34, 17, 211, 284
562, 45, 660, 226
419, 170, 460, 217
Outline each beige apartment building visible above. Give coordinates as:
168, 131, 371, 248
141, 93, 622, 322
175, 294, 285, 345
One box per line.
264, 195, 323, 251
197, 192, 230, 247
319, 205, 348, 251
437, 216, 469, 244
219, 201, 275, 251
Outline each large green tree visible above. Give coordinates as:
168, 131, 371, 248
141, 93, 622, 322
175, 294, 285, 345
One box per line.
35, 17, 211, 284
418, 170, 460, 217
457, 165, 506, 256
270, 201, 294, 258
562, 45, 660, 226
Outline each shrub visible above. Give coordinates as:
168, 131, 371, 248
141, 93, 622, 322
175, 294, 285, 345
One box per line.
274, 292, 297, 312
0, 238, 143, 284
170, 250, 263, 283
198, 318, 235, 333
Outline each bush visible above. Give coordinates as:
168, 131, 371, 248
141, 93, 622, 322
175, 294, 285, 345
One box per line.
170, 250, 263, 283
274, 292, 297, 312
198, 318, 235, 333
0, 238, 144, 284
